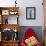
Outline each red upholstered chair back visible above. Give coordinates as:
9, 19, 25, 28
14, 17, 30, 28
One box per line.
21, 28, 41, 46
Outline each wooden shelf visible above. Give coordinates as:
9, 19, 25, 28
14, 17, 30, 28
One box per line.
0, 7, 19, 24
0, 7, 19, 10
0, 7, 19, 15
0, 40, 19, 46
2, 40, 19, 42
0, 24, 20, 32
0, 7, 20, 46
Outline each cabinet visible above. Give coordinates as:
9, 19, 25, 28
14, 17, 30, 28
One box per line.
0, 7, 20, 46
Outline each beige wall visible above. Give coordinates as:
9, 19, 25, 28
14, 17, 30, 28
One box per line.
0, 0, 44, 26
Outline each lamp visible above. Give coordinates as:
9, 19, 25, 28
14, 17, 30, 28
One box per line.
14, 28, 17, 32
15, 0, 17, 7
13, 28, 18, 41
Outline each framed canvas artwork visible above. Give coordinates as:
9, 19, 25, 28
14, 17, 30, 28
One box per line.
26, 7, 36, 20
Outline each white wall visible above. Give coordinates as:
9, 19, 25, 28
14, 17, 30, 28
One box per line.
0, 0, 44, 26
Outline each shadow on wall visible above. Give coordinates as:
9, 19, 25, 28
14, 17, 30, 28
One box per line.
18, 26, 43, 44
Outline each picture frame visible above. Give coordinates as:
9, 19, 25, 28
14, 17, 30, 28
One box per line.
2, 10, 9, 15
26, 7, 36, 20
8, 16, 18, 24
9, 10, 18, 15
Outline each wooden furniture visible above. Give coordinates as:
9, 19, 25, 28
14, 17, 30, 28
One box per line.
0, 7, 19, 24
0, 7, 20, 46
43, 0, 46, 26
43, 0, 46, 46
2, 41, 19, 46
0, 24, 20, 31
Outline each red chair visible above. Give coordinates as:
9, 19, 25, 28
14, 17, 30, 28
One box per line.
21, 28, 41, 46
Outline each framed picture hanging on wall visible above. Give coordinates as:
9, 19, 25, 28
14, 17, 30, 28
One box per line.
26, 7, 36, 20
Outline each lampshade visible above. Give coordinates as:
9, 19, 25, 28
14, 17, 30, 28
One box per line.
14, 28, 17, 32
